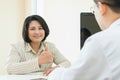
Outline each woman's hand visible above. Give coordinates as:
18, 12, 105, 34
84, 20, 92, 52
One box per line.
38, 44, 54, 64
43, 66, 59, 76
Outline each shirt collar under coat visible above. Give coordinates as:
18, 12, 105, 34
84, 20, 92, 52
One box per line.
25, 41, 45, 53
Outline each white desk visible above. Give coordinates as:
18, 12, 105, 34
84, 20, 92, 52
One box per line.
0, 72, 47, 80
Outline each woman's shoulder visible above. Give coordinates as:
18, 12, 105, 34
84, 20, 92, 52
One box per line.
10, 40, 26, 48
43, 41, 54, 45
42, 41, 56, 47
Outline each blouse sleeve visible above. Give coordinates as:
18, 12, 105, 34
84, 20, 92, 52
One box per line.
6, 45, 40, 74
48, 43, 71, 68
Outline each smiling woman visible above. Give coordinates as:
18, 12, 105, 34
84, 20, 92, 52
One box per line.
6, 15, 71, 75
0, 0, 92, 75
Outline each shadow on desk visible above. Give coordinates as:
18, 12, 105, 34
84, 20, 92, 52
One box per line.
0, 72, 47, 80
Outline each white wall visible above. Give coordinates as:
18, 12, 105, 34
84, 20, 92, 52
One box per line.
25, 0, 37, 17
37, 0, 93, 63
0, 0, 25, 74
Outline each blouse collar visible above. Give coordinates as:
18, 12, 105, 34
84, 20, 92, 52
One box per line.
25, 41, 45, 53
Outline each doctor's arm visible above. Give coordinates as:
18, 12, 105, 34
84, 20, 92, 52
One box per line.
48, 38, 110, 80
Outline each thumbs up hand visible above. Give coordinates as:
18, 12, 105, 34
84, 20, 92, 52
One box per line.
38, 44, 54, 65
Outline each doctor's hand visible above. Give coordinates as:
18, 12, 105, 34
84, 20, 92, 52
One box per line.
43, 66, 59, 76
38, 44, 54, 64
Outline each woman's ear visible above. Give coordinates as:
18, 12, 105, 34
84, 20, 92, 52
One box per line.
98, 2, 107, 15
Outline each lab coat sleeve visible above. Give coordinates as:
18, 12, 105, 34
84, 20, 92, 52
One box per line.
48, 37, 111, 80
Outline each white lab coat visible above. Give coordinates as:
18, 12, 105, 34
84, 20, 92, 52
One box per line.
48, 18, 120, 80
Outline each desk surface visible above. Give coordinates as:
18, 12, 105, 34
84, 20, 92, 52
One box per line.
0, 72, 47, 80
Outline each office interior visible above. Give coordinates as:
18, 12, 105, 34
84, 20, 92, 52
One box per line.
0, 0, 93, 74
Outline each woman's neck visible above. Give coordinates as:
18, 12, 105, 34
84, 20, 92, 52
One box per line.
30, 42, 41, 53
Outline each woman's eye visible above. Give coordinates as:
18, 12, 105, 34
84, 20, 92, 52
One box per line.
39, 27, 43, 30
29, 27, 43, 30
30, 28, 35, 30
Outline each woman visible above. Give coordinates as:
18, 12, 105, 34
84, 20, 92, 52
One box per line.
6, 15, 71, 75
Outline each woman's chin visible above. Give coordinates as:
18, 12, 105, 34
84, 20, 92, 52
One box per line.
32, 39, 42, 43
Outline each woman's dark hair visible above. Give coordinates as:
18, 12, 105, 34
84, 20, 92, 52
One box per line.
94, 0, 120, 13
22, 15, 49, 43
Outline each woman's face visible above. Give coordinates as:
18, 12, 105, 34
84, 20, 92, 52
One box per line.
28, 20, 45, 43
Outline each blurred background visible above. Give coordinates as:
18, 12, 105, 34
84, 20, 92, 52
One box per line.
0, 0, 92, 74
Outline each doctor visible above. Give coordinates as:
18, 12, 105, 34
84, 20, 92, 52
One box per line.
48, 0, 120, 80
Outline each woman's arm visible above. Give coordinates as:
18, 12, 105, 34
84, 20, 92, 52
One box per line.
52, 45, 71, 68
6, 45, 40, 74
43, 42, 71, 76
